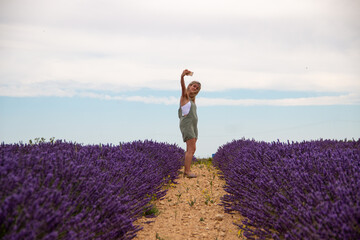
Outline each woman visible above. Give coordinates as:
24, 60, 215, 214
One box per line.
178, 69, 201, 178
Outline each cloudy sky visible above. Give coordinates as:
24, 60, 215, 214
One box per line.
1, 0, 359, 157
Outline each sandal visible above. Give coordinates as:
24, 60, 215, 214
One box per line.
183, 172, 197, 178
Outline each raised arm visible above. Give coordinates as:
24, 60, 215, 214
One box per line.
181, 69, 191, 98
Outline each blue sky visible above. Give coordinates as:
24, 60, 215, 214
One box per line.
1, 0, 360, 157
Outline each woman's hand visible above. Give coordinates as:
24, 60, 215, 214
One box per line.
181, 69, 192, 77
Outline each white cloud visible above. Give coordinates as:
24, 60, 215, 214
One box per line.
78, 92, 179, 105
66, 91, 360, 106
197, 93, 360, 106
0, 0, 359, 100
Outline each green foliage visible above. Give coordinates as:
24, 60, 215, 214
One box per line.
143, 193, 160, 217
175, 191, 182, 202
28, 137, 56, 145
187, 198, 196, 207
143, 205, 159, 217
194, 157, 213, 166
156, 233, 166, 240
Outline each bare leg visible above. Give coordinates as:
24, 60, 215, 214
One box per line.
184, 138, 197, 174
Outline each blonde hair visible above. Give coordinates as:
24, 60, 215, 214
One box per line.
187, 81, 201, 102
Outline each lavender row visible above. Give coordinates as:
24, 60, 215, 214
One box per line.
213, 139, 360, 239
0, 140, 184, 240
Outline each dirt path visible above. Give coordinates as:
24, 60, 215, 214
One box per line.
133, 160, 245, 240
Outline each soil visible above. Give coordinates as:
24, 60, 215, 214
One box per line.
133, 160, 246, 240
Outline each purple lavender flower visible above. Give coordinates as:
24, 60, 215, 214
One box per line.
0, 140, 184, 240
213, 139, 360, 239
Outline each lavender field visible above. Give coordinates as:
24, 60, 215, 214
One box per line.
213, 139, 360, 239
1, 138, 359, 239
0, 140, 184, 239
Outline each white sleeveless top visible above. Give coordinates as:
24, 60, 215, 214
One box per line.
181, 101, 191, 116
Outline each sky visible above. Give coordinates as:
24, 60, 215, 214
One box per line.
0, 0, 359, 157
